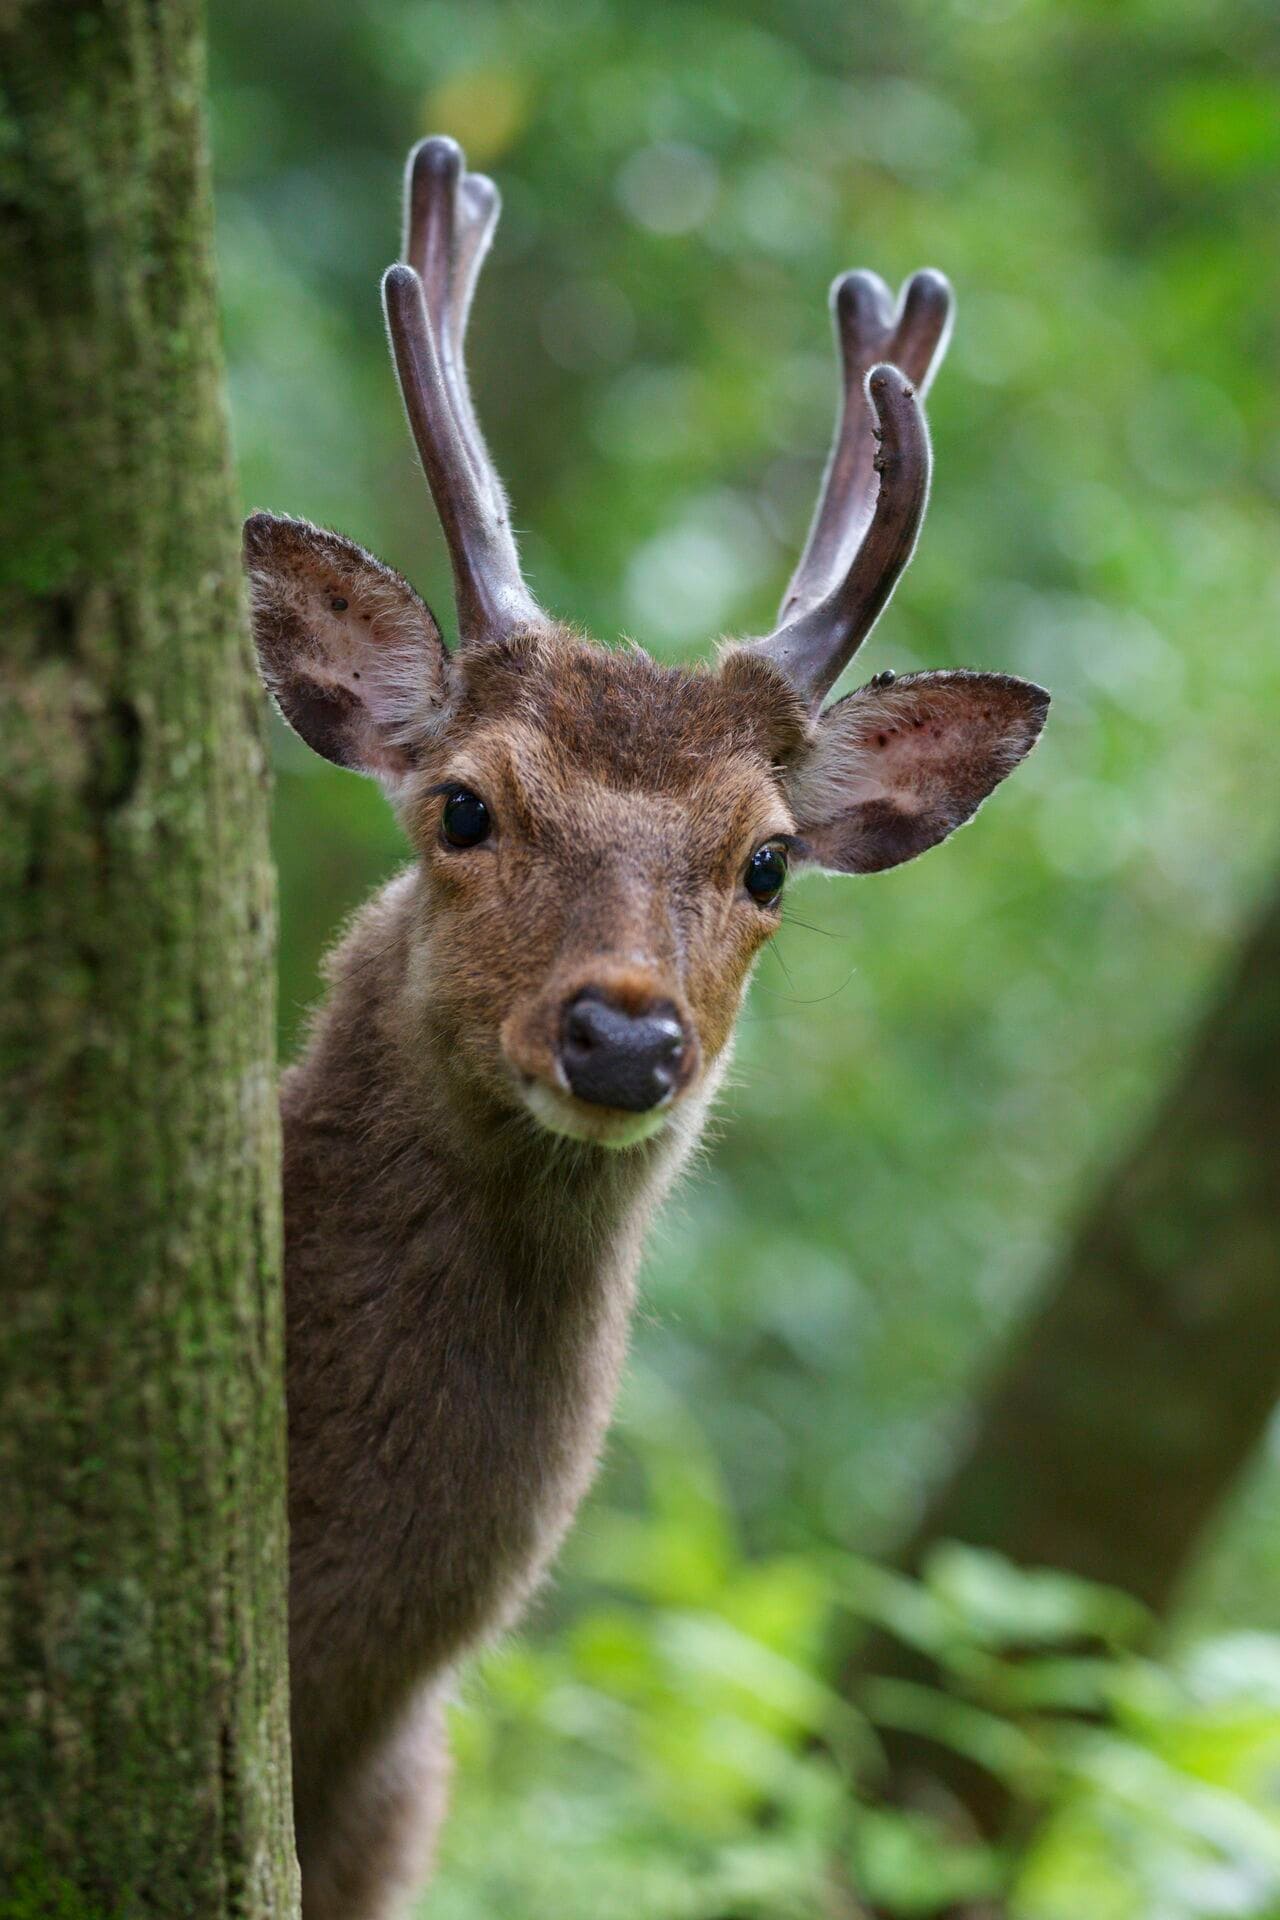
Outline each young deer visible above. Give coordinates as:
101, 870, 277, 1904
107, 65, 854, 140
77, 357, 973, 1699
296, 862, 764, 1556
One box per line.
245, 137, 1047, 1919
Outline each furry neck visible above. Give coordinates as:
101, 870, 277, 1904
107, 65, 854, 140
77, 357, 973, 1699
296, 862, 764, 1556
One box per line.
281, 868, 712, 1712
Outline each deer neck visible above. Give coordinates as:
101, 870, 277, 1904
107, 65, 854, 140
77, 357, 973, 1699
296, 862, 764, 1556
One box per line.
281, 867, 712, 1680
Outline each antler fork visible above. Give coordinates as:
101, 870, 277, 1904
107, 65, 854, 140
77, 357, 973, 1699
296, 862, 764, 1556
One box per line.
751, 267, 954, 711
382, 136, 953, 694
383, 137, 547, 645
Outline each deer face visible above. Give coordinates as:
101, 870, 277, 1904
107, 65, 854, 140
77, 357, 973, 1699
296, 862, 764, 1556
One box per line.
405, 634, 806, 1147
244, 137, 1047, 1149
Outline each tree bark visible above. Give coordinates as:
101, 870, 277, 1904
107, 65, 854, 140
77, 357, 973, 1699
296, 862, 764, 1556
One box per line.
907, 878, 1280, 1608
0, 3, 298, 1913
845, 879, 1280, 1847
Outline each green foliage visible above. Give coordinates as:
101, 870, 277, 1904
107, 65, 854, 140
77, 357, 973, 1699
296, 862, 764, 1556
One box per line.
1015, 1641, 1280, 1920
425, 1384, 1280, 1918
209, 0, 1280, 1909
429, 1374, 844, 1917
0, 1858, 122, 1920
211, 0, 1280, 1583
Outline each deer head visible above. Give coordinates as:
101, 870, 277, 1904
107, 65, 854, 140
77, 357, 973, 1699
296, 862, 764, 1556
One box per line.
245, 137, 1047, 1149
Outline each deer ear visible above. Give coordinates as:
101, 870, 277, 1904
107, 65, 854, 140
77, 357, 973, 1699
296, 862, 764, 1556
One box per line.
243, 512, 450, 784
789, 670, 1048, 875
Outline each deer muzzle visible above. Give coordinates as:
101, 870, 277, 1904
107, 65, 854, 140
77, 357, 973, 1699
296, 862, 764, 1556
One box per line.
558, 989, 688, 1113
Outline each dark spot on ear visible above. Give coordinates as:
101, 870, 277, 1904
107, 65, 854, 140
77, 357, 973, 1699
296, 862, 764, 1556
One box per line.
877, 734, 888, 747
277, 680, 361, 770
353, 670, 361, 680
330, 596, 348, 612
815, 795, 951, 874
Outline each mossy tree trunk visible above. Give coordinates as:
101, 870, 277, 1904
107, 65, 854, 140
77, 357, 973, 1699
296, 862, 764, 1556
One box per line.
0, 2, 298, 1913
846, 881, 1280, 1851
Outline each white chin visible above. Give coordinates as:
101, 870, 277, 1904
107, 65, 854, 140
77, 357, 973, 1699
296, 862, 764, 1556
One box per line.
521, 1080, 670, 1150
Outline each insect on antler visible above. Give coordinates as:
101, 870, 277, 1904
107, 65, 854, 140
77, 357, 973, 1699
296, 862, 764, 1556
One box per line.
750, 267, 954, 711
383, 137, 547, 645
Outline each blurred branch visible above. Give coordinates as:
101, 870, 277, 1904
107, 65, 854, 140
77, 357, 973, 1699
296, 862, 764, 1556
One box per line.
843, 877, 1280, 1878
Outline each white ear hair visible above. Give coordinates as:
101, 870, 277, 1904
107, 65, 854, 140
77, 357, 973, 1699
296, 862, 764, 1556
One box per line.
244, 512, 451, 786
791, 669, 1049, 875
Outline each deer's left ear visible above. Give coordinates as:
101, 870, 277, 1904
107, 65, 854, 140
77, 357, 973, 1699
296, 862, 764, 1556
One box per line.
788, 670, 1048, 875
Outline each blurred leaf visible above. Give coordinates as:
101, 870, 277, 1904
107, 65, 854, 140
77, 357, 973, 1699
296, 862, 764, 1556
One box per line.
923, 1544, 1152, 1652
864, 1677, 1050, 1795
850, 1805, 1007, 1916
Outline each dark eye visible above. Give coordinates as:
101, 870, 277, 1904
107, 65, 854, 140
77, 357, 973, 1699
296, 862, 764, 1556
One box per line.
440, 787, 491, 848
744, 841, 788, 907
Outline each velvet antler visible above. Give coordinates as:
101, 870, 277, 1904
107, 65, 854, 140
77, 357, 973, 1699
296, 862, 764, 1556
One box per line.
750, 268, 954, 711
383, 137, 546, 645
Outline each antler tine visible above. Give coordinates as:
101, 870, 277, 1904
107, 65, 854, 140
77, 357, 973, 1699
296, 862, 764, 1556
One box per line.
447, 174, 502, 455
386, 138, 544, 645
754, 364, 932, 710
778, 267, 952, 629
383, 262, 542, 643
403, 139, 502, 505
405, 137, 460, 334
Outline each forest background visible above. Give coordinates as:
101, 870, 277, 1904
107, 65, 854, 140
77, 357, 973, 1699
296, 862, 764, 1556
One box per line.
211, 1, 1280, 1913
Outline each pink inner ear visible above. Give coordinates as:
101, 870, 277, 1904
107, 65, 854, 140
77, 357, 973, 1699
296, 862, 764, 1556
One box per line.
290, 568, 441, 740
790, 670, 1048, 874
822, 713, 941, 813
245, 513, 449, 782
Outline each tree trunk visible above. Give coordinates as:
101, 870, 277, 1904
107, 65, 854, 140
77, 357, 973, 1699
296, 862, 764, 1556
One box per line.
0, 3, 298, 1913
845, 879, 1280, 1846
902, 878, 1280, 1613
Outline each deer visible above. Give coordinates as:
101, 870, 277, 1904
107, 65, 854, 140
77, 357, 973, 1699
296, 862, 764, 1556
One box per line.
243, 135, 1048, 1920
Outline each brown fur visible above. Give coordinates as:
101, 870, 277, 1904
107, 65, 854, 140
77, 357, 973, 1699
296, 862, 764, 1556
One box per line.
278, 625, 808, 1910
246, 542, 1047, 1914
247, 149, 1050, 1899
241, 132, 1051, 1919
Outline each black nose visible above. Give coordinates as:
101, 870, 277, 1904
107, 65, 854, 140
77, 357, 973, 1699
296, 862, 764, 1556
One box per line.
559, 991, 687, 1113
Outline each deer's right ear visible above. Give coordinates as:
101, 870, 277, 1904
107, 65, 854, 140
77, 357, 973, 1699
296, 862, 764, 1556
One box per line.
243, 512, 450, 784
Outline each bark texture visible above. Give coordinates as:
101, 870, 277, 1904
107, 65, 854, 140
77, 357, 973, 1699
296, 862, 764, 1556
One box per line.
848, 880, 1280, 1845
0, 2, 297, 1913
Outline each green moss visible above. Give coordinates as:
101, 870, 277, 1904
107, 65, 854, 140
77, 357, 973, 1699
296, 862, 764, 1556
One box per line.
1, 1857, 122, 1920
0, 2, 296, 1913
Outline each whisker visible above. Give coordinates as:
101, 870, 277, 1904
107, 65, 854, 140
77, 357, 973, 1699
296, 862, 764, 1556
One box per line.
751, 936, 859, 1009
765, 938, 795, 987
784, 964, 859, 1007
781, 911, 839, 938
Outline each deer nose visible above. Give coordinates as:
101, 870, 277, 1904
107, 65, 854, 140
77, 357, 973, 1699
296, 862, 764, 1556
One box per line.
559, 990, 688, 1113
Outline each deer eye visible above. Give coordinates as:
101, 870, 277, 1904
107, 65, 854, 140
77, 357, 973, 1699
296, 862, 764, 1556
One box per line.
744, 841, 788, 907
440, 787, 491, 848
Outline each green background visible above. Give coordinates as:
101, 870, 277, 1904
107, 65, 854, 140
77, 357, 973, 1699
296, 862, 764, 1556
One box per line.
210, 1, 1280, 1911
